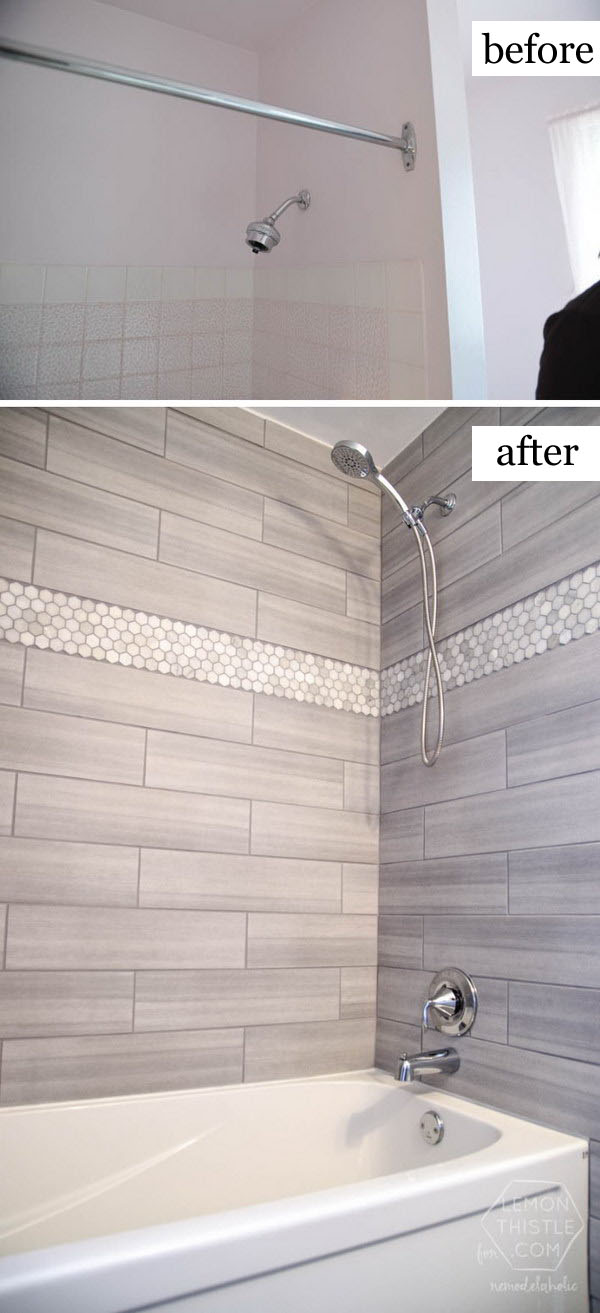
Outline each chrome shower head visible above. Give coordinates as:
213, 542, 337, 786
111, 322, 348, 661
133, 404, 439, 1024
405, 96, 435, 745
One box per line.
245, 190, 310, 254
330, 440, 379, 483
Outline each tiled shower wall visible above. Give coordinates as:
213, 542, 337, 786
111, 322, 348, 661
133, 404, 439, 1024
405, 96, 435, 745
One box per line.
0, 404, 381, 1103
0, 259, 426, 402
374, 405, 600, 1305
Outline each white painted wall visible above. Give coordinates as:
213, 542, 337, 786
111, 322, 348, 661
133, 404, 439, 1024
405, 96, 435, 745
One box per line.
458, 0, 600, 399
0, 0, 258, 267
254, 0, 452, 396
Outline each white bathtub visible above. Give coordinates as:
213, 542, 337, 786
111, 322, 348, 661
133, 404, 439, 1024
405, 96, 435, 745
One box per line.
0, 1070, 588, 1312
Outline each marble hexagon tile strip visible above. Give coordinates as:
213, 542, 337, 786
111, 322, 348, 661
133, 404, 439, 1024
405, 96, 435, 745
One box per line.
381, 561, 600, 716
0, 577, 380, 717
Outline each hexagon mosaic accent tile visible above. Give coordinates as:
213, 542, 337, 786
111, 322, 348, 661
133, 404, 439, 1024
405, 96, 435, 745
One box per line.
0, 561, 598, 719
0, 578, 379, 716
381, 561, 600, 717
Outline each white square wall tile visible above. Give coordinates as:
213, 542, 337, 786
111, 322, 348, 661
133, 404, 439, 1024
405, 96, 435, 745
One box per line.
0, 265, 45, 304
125, 267, 162, 301
389, 360, 427, 399
355, 263, 386, 308
386, 261, 423, 312
388, 311, 425, 366
0, 344, 38, 389
44, 266, 87, 304
319, 265, 355, 307
195, 267, 225, 298
82, 339, 122, 380
38, 343, 82, 385
225, 268, 254, 299
162, 267, 195, 301
86, 267, 126, 303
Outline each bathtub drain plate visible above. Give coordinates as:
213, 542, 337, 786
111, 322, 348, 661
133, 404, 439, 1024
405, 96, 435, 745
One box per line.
420, 1110, 444, 1145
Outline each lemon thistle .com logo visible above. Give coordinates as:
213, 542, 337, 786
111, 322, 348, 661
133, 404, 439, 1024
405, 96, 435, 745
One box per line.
481, 1180, 584, 1273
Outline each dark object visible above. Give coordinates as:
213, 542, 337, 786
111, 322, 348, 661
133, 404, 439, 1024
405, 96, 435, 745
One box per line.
536, 279, 600, 400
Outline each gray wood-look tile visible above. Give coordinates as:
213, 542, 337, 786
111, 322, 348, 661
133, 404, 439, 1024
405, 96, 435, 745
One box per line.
247, 913, 377, 968
346, 573, 380, 625
24, 647, 253, 742
253, 697, 379, 764
425, 772, 600, 857
383, 505, 501, 624
16, 773, 250, 852
0, 1028, 243, 1104
244, 1017, 374, 1082
424, 914, 600, 987
378, 915, 423, 968
50, 407, 166, 454
502, 480, 599, 552
340, 967, 377, 1018
135, 967, 340, 1030
382, 466, 519, 579
0, 643, 24, 706
175, 407, 264, 446
0, 971, 134, 1038
0, 514, 35, 580
509, 843, 600, 915
0, 453, 159, 559
421, 410, 477, 457
374, 1017, 421, 1073
507, 700, 600, 785
436, 494, 600, 641
265, 422, 357, 481
0, 903, 5, 954
383, 434, 424, 482
382, 410, 490, 535
0, 704, 145, 785
166, 411, 348, 525
0, 773, 15, 835
344, 762, 379, 814
139, 850, 341, 913
47, 418, 263, 541
146, 730, 344, 809
382, 731, 506, 811
382, 602, 423, 667
263, 498, 380, 579
0, 837, 138, 906
380, 807, 424, 864
257, 592, 379, 666
378, 967, 508, 1043
342, 863, 378, 914
251, 801, 378, 864
435, 1035, 600, 1141
509, 981, 600, 1064
34, 531, 257, 636
0, 408, 47, 467
592, 1218, 600, 1300
159, 510, 346, 614
383, 632, 600, 762
379, 854, 508, 914
347, 485, 380, 538
6, 905, 246, 970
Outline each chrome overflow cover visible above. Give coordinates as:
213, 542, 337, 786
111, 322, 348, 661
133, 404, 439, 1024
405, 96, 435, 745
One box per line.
423, 966, 478, 1036
420, 1110, 444, 1145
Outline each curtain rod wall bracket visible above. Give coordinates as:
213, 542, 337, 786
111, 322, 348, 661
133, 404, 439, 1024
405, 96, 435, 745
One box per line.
0, 39, 417, 167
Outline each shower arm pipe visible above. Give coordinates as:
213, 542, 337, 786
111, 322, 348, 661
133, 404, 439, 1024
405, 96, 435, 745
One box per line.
0, 39, 417, 168
267, 194, 307, 223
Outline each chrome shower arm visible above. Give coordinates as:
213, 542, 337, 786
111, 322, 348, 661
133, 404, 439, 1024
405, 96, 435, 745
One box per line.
267, 192, 310, 223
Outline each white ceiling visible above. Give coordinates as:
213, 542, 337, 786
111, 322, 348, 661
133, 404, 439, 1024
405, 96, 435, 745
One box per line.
251, 407, 445, 469
97, 0, 321, 51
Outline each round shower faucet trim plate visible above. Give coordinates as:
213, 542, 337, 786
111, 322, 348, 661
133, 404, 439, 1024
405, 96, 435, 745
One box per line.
424, 967, 478, 1036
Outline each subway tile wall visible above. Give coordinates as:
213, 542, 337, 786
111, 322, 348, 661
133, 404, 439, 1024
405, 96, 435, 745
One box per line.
0, 261, 426, 401
375, 404, 600, 1303
0, 405, 380, 1103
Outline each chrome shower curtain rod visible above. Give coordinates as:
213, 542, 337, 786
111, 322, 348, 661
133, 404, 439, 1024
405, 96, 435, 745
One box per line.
0, 38, 416, 170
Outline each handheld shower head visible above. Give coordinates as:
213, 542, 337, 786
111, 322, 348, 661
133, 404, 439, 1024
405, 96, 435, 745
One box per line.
246, 190, 310, 254
330, 440, 378, 482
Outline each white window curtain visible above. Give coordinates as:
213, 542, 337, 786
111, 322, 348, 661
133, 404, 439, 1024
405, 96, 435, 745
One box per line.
549, 103, 600, 295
